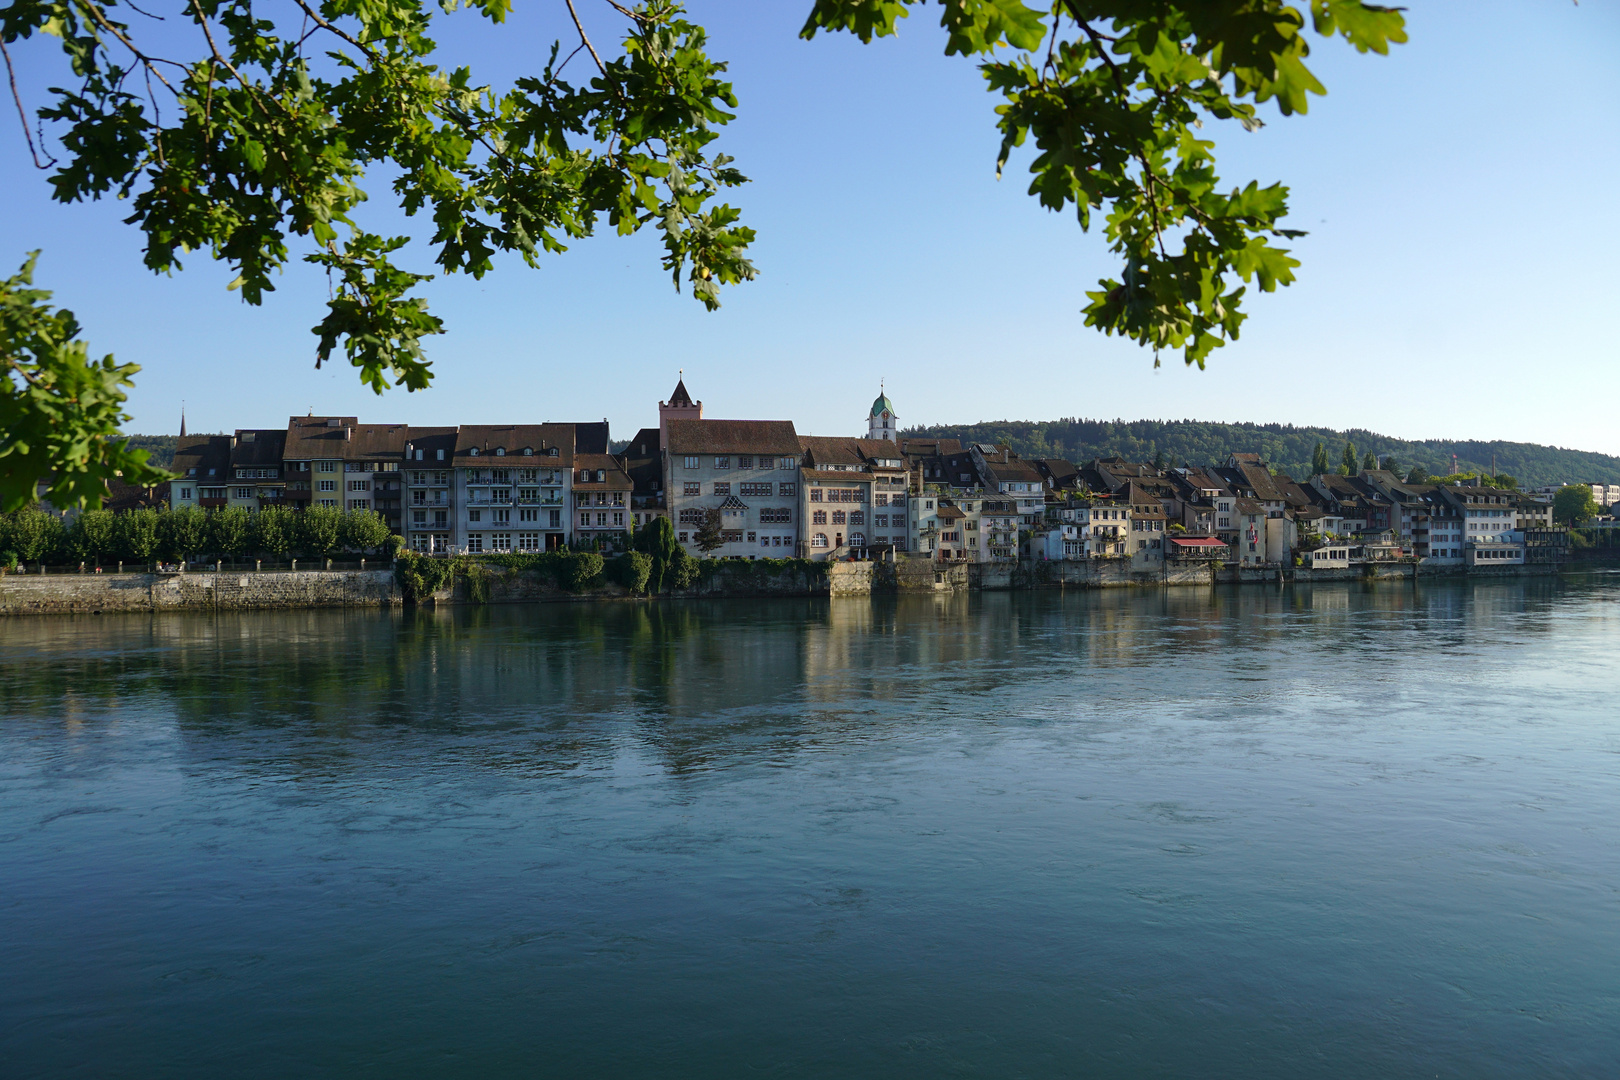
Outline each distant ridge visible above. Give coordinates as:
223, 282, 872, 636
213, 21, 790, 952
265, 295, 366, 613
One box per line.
900, 418, 1620, 489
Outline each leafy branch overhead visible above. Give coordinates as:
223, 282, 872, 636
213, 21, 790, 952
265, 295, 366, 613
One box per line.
1, 0, 757, 398
0, 253, 168, 511
0, 1, 1406, 505
804, 0, 1406, 368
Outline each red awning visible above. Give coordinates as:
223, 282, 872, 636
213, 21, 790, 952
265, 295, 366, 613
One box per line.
1169, 537, 1228, 548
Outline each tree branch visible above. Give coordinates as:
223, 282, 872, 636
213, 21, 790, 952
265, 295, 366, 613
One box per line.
1, 39, 56, 169
1075, 17, 1167, 259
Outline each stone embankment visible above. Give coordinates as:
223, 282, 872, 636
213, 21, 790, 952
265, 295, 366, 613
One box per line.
0, 558, 1563, 616
0, 569, 400, 615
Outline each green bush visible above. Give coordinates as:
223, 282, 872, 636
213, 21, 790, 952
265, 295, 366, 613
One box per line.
340, 509, 393, 554
615, 551, 652, 594
208, 505, 253, 559
565, 551, 604, 591
253, 505, 295, 557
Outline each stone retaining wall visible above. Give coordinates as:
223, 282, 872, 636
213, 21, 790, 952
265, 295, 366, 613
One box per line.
0, 570, 400, 615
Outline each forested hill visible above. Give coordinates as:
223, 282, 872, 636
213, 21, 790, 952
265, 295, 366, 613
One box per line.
900, 419, 1620, 489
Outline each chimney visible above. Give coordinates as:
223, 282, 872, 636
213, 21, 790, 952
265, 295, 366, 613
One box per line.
346, 426, 353, 441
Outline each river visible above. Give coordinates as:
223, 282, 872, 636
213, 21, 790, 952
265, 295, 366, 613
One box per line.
2, 575, 1618, 1078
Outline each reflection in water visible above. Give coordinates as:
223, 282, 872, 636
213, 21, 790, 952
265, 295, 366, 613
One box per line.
1, 575, 1617, 1079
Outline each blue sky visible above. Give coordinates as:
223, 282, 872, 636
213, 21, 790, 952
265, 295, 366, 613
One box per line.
3, 1, 1617, 454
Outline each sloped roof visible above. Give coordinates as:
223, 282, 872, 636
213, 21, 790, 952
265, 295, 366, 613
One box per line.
231, 429, 287, 468
668, 419, 800, 456
572, 452, 633, 490
666, 378, 694, 407
455, 424, 578, 462
173, 435, 232, 479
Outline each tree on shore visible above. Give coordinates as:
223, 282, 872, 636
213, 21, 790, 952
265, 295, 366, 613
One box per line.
1553, 485, 1599, 526
634, 516, 682, 592
160, 505, 207, 562
296, 506, 344, 559
253, 506, 295, 558
692, 508, 726, 554
69, 508, 116, 563
209, 506, 252, 561
1311, 442, 1330, 477
339, 510, 393, 555
118, 508, 160, 563
3, 1, 1409, 501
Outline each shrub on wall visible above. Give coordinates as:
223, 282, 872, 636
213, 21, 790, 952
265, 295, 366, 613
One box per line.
615, 552, 652, 594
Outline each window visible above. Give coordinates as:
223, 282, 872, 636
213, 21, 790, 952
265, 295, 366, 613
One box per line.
469, 509, 482, 523
180, 487, 193, 500
875, 514, 888, 528
713, 482, 731, 496
715, 457, 731, 469
747, 531, 757, 543
760, 458, 775, 471
492, 534, 511, 551
721, 530, 743, 543
810, 489, 823, 502
684, 482, 701, 496
781, 457, 796, 469
813, 510, 827, 525
812, 533, 829, 548
348, 479, 370, 492
679, 509, 705, 524
613, 512, 624, 527
779, 483, 796, 496
519, 533, 541, 552
519, 488, 538, 501
493, 509, 510, 524
678, 532, 688, 543
349, 499, 371, 511
738, 456, 753, 469
549, 511, 561, 528
875, 494, 888, 506
832, 510, 846, 525
467, 535, 484, 553
580, 512, 592, 528
413, 510, 427, 526
760, 508, 791, 523
318, 498, 339, 508
850, 533, 865, 547
849, 511, 864, 525
519, 509, 537, 523
433, 511, 448, 528
596, 512, 608, 526
683, 456, 699, 469
234, 487, 252, 499
318, 479, 337, 492
594, 493, 607, 506
316, 460, 339, 472
740, 482, 772, 497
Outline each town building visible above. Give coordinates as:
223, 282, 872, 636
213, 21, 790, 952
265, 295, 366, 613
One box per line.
455, 425, 575, 554
665, 418, 802, 557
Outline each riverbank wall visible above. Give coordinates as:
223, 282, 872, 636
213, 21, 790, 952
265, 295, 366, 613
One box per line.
0, 569, 400, 615
0, 559, 1566, 615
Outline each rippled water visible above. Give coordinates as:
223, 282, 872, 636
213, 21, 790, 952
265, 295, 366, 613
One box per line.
3, 576, 1619, 1078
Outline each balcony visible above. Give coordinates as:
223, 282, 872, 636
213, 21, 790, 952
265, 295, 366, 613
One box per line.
410, 497, 453, 509
466, 497, 514, 507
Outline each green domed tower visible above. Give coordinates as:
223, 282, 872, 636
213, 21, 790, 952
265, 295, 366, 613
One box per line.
867, 385, 897, 443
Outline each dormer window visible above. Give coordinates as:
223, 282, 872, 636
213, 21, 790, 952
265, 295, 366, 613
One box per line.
523, 447, 533, 456
596, 469, 605, 482
549, 448, 559, 457
496, 448, 505, 456
470, 447, 480, 456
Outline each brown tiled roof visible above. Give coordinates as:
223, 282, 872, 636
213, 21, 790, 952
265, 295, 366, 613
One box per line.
402, 427, 458, 465
283, 416, 360, 459
934, 503, 965, 521
173, 435, 233, 479
667, 419, 799, 456
899, 437, 961, 458
231, 429, 287, 468
982, 458, 1044, 484
799, 435, 865, 466
665, 378, 694, 407
572, 453, 633, 490
852, 439, 906, 463
454, 423, 576, 462
571, 422, 611, 456
1235, 496, 1265, 515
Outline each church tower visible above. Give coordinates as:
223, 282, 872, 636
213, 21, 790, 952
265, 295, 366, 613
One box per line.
659, 372, 702, 447
867, 385, 897, 443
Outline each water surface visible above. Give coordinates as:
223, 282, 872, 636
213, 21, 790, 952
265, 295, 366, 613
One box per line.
3, 577, 1618, 1078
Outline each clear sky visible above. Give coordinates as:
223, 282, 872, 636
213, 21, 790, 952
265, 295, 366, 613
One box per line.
3, 1, 1617, 453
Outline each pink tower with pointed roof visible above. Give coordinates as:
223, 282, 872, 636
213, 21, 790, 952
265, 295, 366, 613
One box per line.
659, 371, 702, 449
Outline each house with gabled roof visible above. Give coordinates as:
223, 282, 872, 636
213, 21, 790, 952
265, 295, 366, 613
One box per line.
665, 416, 802, 558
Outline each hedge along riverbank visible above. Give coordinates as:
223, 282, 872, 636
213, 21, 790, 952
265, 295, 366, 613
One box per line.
393, 550, 834, 605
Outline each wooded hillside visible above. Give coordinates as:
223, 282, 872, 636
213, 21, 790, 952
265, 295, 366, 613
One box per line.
901, 419, 1620, 488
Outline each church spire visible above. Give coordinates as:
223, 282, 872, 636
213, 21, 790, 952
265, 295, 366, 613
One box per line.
179, 401, 187, 438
